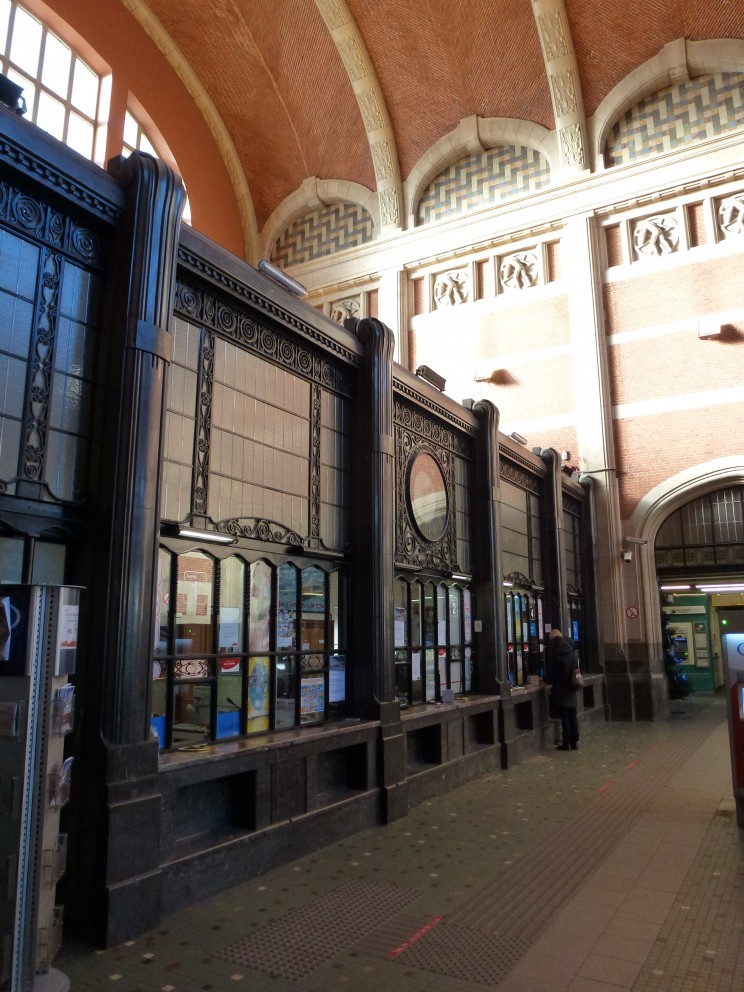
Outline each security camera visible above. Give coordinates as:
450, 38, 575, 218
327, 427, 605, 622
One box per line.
623, 550, 633, 563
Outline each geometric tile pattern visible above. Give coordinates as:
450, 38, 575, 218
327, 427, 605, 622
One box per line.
271, 202, 374, 267
605, 72, 744, 167
416, 144, 551, 226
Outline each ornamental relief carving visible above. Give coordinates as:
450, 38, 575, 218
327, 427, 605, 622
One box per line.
330, 298, 360, 324
433, 268, 469, 307
538, 9, 569, 60
500, 458, 540, 494
717, 193, 744, 238
550, 67, 577, 117
194, 329, 215, 517
395, 428, 456, 571
0, 180, 106, 267
499, 251, 538, 291
632, 214, 679, 257
358, 89, 384, 132
338, 36, 368, 82
371, 139, 395, 180
394, 399, 456, 451
174, 279, 353, 397
378, 187, 399, 227
315, 0, 348, 31
559, 122, 584, 167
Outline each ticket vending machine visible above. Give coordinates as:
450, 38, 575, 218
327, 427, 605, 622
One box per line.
0, 585, 80, 992
718, 608, 744, 827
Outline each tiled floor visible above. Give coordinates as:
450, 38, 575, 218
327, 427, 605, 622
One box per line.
56, 695, 744, 992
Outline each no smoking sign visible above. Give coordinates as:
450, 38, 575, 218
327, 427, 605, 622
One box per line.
625, 605, 639, 620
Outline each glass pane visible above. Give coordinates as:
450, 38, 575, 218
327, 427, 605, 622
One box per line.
423, 583, 436, 647
155, 548, 171, 656
410, 583, 422, 646
448, 586, 461, 645
30, 542, 65, 583
219, 557, 244, 655
301, 667, 325, 724
71, 57, 97, 117
175, 551, 214, 655
329, 570, 342, 650
437, 585, 447, 645
9, 7, 41, 75
301, 566, 325, 650
274, 655, 295, 728
463, 588, 472, 643
0, 1, 11, 49
139, 131, 157, 157
40, 32, 71, 97
249, 560, 271, 651
245, 655, 270, 733
150, 677, 166, 749
329, 651, 345, 703
173, 683, 209, 743
276, 563, 297, 650
0, 535, 23, 581
123, 111, 138, 149
425, 648, 436, 700
36, 90, 65, 139
394, 579, 407, 647
66, 112, 93, 158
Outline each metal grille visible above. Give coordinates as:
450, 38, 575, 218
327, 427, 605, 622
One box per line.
218, 879, 417, 980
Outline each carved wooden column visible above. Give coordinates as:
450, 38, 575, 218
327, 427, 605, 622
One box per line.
540, 447, 569, 634
470, 399, 506, 693
67, 152, 183, 946
352, 317, 406, 820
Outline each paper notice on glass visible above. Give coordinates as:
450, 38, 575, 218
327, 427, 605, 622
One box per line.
412, 651, 421, 681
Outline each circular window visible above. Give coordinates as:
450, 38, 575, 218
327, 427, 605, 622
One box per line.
407, 452, 448, 542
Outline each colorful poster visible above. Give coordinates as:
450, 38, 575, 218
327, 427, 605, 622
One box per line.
247, 656, 270, 731
301, 676, 325, 715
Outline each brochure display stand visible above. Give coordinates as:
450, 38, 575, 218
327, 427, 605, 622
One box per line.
0, 585, 80, 992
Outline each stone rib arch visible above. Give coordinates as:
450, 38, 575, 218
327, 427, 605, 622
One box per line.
121, 0, 258, 261
261, 177, 378, 264
589, 38, 744, 171
404, 116, 556, 227
627, 457, 744, 654
315, 0, 403, 232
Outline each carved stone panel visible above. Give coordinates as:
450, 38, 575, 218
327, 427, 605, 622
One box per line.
632, 213, 679, 257
433, 268, 469, 308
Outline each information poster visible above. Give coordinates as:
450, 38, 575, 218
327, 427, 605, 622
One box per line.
329, 654, 346, 702
247, 656, 270, 731
301, 676, 325, 715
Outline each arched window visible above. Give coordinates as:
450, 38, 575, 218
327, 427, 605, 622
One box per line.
1, 2, 190, 222
0, 0, 106, 160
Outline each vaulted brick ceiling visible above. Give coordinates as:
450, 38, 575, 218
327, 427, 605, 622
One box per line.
141, 0, 744, 229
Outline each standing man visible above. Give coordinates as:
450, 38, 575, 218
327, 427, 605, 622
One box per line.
548, 628, 580, 751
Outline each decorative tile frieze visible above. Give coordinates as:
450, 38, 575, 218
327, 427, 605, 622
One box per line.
417, 145, 550, 225
271, 201, 374, 267
605, 72, 744, 167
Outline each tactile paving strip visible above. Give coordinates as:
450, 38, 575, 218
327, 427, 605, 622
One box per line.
218, 878, 418, 980
391, 922, 530, 986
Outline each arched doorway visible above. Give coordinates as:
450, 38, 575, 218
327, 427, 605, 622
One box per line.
628, 461, 744, 697
655, 486, 744, 692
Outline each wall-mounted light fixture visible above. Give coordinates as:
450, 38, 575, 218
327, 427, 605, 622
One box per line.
696, 583, 744, 593
660, 584, 691, 591
415, 365, 446, 391
257, 259, 307, 297
164, 524, 237, 545
450, 572, 472, 582
509, 431, 528, 446
697, 321, 722, 340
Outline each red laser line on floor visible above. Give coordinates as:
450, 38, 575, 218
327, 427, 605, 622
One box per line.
628, 759, 639, 769
390, 915, 444, 957
598, 780, 614, 792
